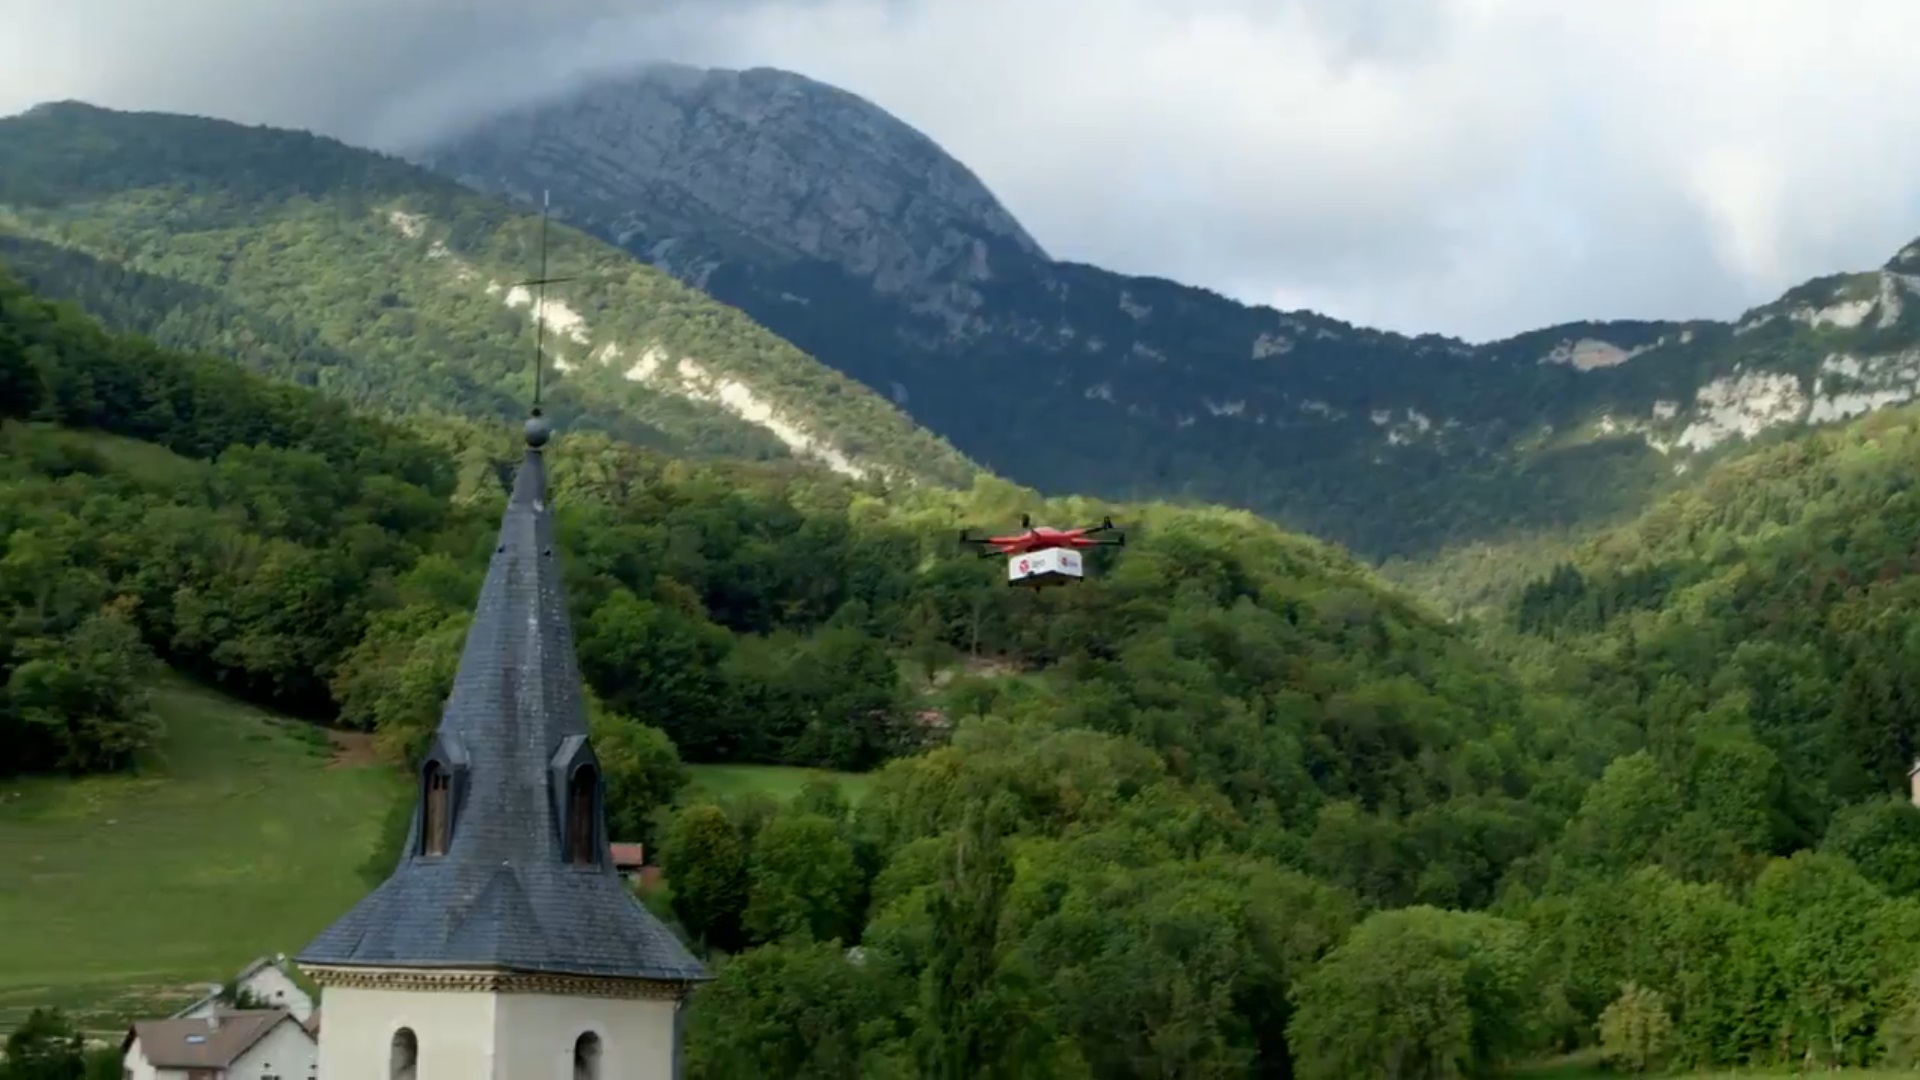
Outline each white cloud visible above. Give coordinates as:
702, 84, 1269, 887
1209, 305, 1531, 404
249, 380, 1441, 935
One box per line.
3, 0, 1920, 341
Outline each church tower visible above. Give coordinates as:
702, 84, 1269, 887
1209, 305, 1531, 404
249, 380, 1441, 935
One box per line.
298, 414, 707, 1080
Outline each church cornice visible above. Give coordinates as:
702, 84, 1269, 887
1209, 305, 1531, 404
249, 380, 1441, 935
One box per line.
300, 964, 696, 1001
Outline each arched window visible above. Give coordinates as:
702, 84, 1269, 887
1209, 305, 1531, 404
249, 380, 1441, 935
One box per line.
389, 1028, 418, 1080
565, 765, 598, 865
572, 1031, 602, 1080
422, 762, 451, 857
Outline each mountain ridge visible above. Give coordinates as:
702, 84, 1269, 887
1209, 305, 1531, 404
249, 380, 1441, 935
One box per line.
414, 64, 1047, 304
15, 85, 1920, 565
417, 63, 1920, 560
0, 99, 981, 489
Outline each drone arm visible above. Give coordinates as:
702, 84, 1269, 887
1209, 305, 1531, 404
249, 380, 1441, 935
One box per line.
959, 527, 1003, 548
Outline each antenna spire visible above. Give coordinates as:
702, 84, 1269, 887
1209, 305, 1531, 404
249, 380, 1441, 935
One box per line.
510, 189, 575, 427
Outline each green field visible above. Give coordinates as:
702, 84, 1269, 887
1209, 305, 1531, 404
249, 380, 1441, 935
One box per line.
0, 677, 401, 1033
683, 761, 875, 805
0, 675, 870, 1035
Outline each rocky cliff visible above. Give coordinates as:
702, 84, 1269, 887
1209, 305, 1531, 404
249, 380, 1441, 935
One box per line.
417, 65, 1042, 310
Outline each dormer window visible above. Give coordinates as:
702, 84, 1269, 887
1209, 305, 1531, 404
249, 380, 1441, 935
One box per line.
416, 734, 470, 859
566, 764, 599, 865
422, 763, 451, 857
548, 735, 604, 867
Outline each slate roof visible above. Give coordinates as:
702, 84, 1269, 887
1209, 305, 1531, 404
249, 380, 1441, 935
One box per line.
125, 1009, 301, 1069
297, 419, 706, 984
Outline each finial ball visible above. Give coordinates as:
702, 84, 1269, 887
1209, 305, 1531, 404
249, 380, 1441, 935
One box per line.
524, 414, 552, 448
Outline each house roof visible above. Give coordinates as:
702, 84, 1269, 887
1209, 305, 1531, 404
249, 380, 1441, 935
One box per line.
169, 984, 221, 1020
609, 843, 645, 867
168, 954, 295, 1018
297, 420, 706, 984
126, 1009, 301, 1069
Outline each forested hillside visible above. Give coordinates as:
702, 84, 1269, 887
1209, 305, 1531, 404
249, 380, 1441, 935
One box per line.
0, 101, 977, 488
14, 264, 1920, 1076
1510, 403, 1920, 820
0, 257, 1552, 881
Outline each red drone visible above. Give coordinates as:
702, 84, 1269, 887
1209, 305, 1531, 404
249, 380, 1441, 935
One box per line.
959, 513, 1125, 588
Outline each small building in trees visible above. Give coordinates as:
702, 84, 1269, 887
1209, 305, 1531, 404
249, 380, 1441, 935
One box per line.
609, 842, 646, 883
295, 415, 708, 1079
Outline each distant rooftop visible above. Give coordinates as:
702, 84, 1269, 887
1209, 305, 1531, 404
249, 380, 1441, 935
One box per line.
125, 1009, 299, 1070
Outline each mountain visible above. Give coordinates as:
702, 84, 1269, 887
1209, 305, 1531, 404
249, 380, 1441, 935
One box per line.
418, 64, 1920, 560
0, 101, 978, 488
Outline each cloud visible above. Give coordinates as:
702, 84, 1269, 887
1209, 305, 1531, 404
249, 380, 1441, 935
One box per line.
4, 0, 1920, 341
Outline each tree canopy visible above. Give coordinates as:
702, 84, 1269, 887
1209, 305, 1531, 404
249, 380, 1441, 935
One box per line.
17, 253, 1920, 1076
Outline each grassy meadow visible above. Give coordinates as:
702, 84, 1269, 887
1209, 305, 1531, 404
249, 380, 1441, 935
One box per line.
0, 677, 399, 1033
682, 761, 875, 806
0, 674, 869, 1035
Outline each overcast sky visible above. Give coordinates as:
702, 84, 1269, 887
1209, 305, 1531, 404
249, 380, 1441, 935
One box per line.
2, 0, 1918, 342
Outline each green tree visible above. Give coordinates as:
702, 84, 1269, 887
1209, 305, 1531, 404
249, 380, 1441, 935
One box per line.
327, 603, 467, 763
2, 1007, 87, 1080
1824, 797, 1920, 897
1878, 971, 1920, 1068
1597, 982, 1674, 1073
590, 708, 688, 850
915, 808, 1016, 1080
1746, 851, 1903, 1067
1557, 752, 1682, 876
743, 812, 863, 945
580, 589, 733, 758
662, 802, 751, 952
5, 609, 160, 772
684, 939, 904, 1079
1289, 906, 1539, 1080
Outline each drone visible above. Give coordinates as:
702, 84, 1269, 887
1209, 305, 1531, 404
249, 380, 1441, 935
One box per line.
959, 513, 1126, 589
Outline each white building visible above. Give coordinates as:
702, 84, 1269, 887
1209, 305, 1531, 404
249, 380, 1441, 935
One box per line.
294, 415, 708, 1079
172, 956, 315, 1025
121, 1008, 315, 1080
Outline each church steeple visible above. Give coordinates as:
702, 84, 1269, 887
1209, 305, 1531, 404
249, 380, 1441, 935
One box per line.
299, 416, 704, 1080
302, 197, 698, 1078
300, 414, 704, 982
